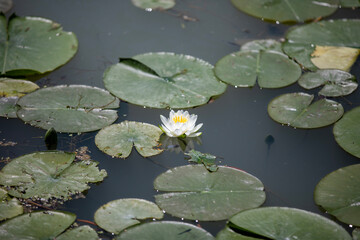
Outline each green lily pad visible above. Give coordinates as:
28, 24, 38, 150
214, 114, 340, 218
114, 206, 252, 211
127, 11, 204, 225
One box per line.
116, 221, 214, 240
95, 121, 163, 158
0, 0, 12, 13
0, 210, 76, 240
56, 226, 98, 240
103, 53, 227, 109
333, 106, 360, 158
0, 96, 19, 118
0, 15, 78, 76
340, 0, 360, 7
214, 47, 301, 88
314, 164, 360, 226
283, 19, 360, 71
267, 92, 344, 128
0, 189, 23, 221
229, 207, 352, 240
354, 228, 360, 240
0, 151, 107, 200
94, 198, 164, 234
131, 0, 175, 10
154, 165, 265, 221
230, 0, 339, 23
216, 227, 258, 240
17, 85, 119, 133
298, 69, 357, 97
0, 78, 39, 97
240, 39, 283, 53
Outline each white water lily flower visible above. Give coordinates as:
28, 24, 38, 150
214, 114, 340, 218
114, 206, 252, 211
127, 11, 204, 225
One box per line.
160, 110, 203, 138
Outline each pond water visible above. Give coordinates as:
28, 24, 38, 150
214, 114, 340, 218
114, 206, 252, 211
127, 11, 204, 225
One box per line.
1, 0, 360, 238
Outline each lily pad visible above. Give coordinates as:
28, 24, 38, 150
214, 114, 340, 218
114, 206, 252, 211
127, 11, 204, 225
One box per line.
216, 227, 258, 240
0, 210, 76, 240
310, 46, 360, 72
116, 221, 214, 240
17, 85, 119, 133
314, 164, 360, 226
267, 92, 344, 128
0, 151, 107, 200
56, 226, 98, 240
154, 165, 265, 221
0, 15, 78, 76
131, 0, 175, 10
0, 189, 23, 221
333, 106, 360, 158
0, 0, 12, 13
0, 78, 39, 97
229, 207, 352, 240
354, 228, 360, 240
103, 53, 227, 109
340, 0, 360, 7
214, 47, 301, 88
283, 19, 360, 71
95, 121, 163, 158
298, 69, 357, 97
94, 198, 164, 234
230, 0, 339, 23
0, 96, 19, 118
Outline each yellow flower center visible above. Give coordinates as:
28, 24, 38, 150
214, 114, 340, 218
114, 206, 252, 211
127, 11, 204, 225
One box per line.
172, 115, 188, 124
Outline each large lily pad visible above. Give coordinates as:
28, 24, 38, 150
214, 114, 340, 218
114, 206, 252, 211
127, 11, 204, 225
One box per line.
230, 0, 339, 23
56, 225, 98, 240
283, 19, 360, 71
0, 15, 78, 76
314, 164, 360, 226
95, 121, 163, 158
0, 151, 107, 200
94, 198, 164, 234
154, 165, 265, 221
214, 42, 301, 88
267, 92, 344, 128
116, 221, 214, 240
298, 69, 357, 97
333, 106, 360, 158
0, 211, 76, 240
229, 207, 352, 240
0, 78, 39, 97
103, 53, 227, 109
17, 85, 119, 133
131, 0, 175, 10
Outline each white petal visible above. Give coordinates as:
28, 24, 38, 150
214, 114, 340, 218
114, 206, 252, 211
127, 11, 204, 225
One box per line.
192, 123, 203, 132
160, 115, 173, 131
187, 132, 202, 137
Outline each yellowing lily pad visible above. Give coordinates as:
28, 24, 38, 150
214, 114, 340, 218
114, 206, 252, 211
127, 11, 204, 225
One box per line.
333, 106, 360, 158
298, 69, 357, 97
95, 121, 163, 159
0, 78, 39, 97
268, 92, 344, 128
0, 15, 78, 76
229, 207, 352, 240
116, 221, 215, 240
314, 164, 360, 226
154, 165, 265, 221
283, 19, 360, 71
17, 85, 119, 133
0, 151, 107, 200
0, 211, 76, 240
131, 0, 175, 10
310, 46, 360, 71
230, 0, 339, 23
103, 53, 227, 109
94, 198, 164, 234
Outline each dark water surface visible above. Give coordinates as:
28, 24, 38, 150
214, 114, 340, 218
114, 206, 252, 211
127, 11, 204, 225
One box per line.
1, 0, 360, 237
